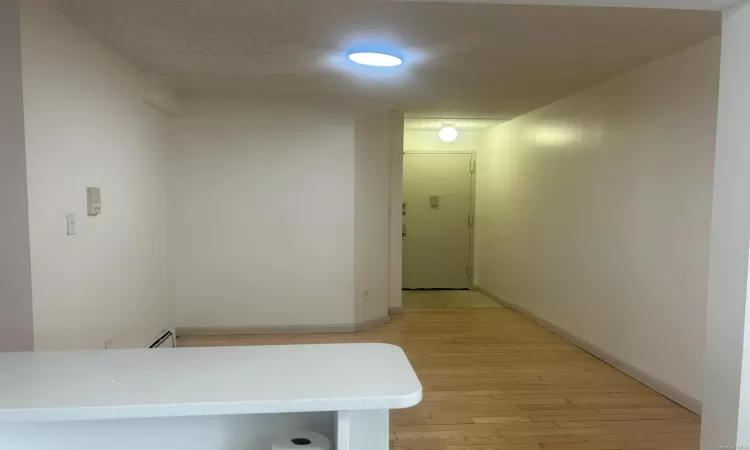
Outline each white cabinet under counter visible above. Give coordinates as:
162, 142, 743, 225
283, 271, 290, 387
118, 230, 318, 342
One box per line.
0, 343, 422, 450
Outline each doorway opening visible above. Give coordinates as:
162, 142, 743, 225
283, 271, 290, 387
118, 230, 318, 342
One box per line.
400, 119, 500, 308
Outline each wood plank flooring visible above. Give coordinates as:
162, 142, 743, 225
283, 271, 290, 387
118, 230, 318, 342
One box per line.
403, 290, 503, 309
179, 308, 701, 450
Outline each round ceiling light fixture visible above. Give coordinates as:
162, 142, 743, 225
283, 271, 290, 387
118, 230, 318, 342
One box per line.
439, 126, 459, 143
347, 51, 403, 67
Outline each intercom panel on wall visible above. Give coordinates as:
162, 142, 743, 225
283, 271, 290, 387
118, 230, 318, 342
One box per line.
87, 187, 101, 216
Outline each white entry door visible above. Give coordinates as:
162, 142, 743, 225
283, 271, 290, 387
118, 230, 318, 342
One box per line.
403, 153, 473, 289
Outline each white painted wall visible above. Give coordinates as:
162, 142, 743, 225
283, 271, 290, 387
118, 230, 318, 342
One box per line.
389, 112, 405, 311
21, 0, 171, 350
170, 94, 364, 329
404, 130, 485, 152
355, 111, 391, 324
701, 2, 750, 447
0, 0, 34, 352
476, 37, 720, 404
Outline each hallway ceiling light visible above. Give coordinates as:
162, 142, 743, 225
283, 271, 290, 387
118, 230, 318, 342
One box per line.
439, 126, 458, 143
347, 51, 403, 67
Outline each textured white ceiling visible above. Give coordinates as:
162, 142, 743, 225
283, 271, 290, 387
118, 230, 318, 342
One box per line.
56, 0, 720, 119
385, 0, 739, 11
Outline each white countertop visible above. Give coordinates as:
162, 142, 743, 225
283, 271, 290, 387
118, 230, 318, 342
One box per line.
0, 343, 421, 423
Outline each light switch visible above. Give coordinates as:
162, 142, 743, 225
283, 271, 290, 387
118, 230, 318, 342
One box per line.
66, 213, 76, 235
430, 195, 440, 208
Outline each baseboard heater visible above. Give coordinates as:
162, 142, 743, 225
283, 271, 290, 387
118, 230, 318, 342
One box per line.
148, 330, 175, 349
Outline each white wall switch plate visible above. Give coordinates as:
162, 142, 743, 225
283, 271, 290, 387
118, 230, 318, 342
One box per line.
66, 213, 76, 235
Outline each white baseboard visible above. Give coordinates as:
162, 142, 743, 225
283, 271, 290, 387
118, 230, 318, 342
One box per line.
480, 289, 702, 415
355, 315, 391, 331
177, 316, 390, 337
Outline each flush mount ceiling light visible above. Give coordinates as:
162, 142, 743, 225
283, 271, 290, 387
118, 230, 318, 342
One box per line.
347, 51, 403, 67
439, 126, 459, 143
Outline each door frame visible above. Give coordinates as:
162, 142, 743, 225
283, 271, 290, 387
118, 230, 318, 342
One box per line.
402, 149, 478, 290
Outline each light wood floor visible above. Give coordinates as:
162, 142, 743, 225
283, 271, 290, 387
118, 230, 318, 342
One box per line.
403, 290, 503, 309
179, 308, 701, 450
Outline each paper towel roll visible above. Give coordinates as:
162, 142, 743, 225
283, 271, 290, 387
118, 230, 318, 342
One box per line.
271, 430, 331, 450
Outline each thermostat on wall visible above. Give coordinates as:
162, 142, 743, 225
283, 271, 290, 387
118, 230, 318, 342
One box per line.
87, 187, 102, 216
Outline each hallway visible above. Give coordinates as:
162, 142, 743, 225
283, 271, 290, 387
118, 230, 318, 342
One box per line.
403, 290, 503, 309
180, 308, 700, 449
